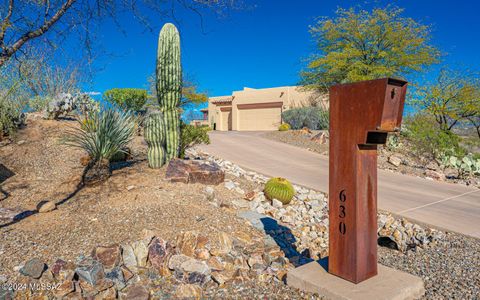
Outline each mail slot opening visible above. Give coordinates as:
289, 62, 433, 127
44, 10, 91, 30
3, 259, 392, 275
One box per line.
366, 131, 388, 144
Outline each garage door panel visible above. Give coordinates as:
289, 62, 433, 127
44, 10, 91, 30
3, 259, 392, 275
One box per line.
239, 107, 281, 131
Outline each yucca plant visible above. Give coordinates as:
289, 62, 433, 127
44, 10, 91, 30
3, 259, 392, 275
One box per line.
66, 108, 136, 184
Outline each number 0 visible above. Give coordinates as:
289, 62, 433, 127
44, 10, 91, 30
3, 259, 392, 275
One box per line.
339, 222, 346, 234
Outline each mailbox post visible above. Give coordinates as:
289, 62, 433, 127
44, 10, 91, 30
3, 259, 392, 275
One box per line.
328, 78, 407, 284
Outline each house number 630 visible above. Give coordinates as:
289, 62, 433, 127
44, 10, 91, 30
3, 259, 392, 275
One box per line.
339, 190, 346, 235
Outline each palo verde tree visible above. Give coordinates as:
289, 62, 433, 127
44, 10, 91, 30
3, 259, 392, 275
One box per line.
0, 0, 241, 67
302, 6, 441, 91
412, 69, 480, 133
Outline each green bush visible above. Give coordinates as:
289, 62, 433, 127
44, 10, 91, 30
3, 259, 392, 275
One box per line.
0, 91, 25, 138
403, 113, 464, 162
278, 123, 291, 131
179, 122, 210, 158
103, 88, 148, 112
282, 107, 329, 130
28, 95, 52, 112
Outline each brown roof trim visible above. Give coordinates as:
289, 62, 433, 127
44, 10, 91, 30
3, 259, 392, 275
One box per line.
237, 101, 283, 110
220, 107, 232, 112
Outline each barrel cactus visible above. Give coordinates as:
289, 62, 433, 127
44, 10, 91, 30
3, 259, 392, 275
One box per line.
144, 111, 166, 168
156, 23, 181, 160
264, 177, 295, 205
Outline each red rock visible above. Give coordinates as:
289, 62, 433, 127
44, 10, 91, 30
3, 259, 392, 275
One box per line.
91, 244, 121, 270
148, 237, 173, 271
124, 284, 150, 300
165, 159, 225, 185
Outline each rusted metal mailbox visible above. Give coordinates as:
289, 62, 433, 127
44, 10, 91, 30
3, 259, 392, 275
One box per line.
328, 78, 407, 283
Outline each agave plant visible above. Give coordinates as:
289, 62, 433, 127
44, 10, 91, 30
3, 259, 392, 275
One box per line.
66, 108, 136, 184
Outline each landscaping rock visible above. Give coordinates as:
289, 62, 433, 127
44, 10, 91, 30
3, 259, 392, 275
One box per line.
310, 132, 328, 144
123, 284, 150, 300
388, 154, 403, 167
20, 258, 46, 279
177, 231, 198, 257
210, 232, 233, 256
105, 267, 126, 290
36, 200, 56, 213
204, 186, 215, 201
91, 244, 121, 270
181, 258, 210, 275
425, 169, 445, 181
168, 254, 191, 270
174, 284, 202, 300
132, 240, 149, 267
75, 257, 105, 286
121, 244, 137, 272
148, 237, 172, 271
166, 159, 224, 185
54, 280, 75, 298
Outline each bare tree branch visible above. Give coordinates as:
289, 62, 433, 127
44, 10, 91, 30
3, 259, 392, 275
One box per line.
0, 0, 77, 66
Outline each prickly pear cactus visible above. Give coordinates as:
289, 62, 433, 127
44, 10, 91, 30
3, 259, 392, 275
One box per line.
144, 111, 166, 168
264, 177, 295, 205
156, 23, 181, 160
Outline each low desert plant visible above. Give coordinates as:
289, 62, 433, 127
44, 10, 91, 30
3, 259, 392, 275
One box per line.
66, 108, 136, 183
278, 123, 291, 131
179, 122, 210, 159
264, 177, 295, 205
403, 113, 465, 162
282, 107, 329, 130
0, 86, 26, 138
441, 154, 480, 178
103, 88, 148, 113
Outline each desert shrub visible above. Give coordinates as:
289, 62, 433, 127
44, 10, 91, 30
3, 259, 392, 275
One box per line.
441, 154, 480, 178
0, 95, 24, 138
403, 113, 464, 162
278, 123, 291, 131
282, 107, 329, 130
179, 122, 210, 158
29, 95, 53, 112
103, 88, 148, 112
66, 108, 136, 162
264, 177, 295, 205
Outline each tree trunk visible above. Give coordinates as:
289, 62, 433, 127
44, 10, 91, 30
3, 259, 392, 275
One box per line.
83, 158, 111, 185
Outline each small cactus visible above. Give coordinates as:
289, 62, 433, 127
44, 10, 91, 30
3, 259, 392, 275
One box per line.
264, 177, 295, 205
144, 111, 166, 168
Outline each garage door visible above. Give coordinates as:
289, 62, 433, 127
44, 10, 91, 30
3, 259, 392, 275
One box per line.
238, 107, 281, 131
220, 110, 232, 131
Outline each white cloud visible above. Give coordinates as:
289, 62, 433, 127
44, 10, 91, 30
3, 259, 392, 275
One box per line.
85, 91, 101, 96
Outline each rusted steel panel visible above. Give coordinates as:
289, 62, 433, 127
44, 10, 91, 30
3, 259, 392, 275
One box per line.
328, 78, 407, 283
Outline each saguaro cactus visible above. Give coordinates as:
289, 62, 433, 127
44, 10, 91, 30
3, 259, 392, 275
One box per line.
144, 111, 166, 168
157, 23, 182, 160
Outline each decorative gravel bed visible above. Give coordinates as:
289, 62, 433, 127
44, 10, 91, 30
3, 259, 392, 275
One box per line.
200, 149, 480, 299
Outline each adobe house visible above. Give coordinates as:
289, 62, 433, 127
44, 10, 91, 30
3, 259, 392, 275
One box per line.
189, 108, 209, 127
207, 86, 325, 131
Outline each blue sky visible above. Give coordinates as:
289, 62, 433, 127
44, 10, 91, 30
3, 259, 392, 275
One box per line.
84, 0, 480, 100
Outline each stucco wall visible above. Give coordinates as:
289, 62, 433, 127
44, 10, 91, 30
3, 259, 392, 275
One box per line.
208, 86, 327, 131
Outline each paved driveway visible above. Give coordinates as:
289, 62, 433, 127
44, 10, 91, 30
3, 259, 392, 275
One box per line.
199, 131, 480, 238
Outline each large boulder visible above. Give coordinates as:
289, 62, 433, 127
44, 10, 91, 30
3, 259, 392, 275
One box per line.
165, 159, 224, 185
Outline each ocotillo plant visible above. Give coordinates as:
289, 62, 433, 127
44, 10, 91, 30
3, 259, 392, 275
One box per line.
156, 23, 181, 160
144, 111, 166, 168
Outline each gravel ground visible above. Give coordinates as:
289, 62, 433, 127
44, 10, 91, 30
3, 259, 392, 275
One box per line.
0, 115, 317, 299
1, 117, 479, 299
211, 153, 480, 300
